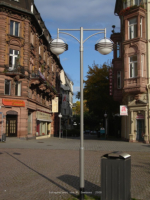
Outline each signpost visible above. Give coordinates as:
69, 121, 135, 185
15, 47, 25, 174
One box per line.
120, 105, 128, 116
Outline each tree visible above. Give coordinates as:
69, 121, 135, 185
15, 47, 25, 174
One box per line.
84, 61, 119, 118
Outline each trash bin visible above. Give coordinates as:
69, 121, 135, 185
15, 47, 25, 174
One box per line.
101, 151, 131, 200
2, 134, 6, 142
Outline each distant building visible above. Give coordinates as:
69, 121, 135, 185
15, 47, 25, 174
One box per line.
111, 0, 149, 143
0, 0, 63, 139
60, 69, 73, 130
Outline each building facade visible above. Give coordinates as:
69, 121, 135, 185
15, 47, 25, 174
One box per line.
111, 0, 150, 143
0, 0, 62, 139
60, 69, 73, 130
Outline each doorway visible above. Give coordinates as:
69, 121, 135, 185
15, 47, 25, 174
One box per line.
137, 120, 144, 141
6, 115, 17, 137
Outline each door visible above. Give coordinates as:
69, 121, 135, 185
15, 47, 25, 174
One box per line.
137, 120, 144, 141
6, 115, 17, 137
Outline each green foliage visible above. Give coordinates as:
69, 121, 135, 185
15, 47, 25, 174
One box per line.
84, 61, 119, 119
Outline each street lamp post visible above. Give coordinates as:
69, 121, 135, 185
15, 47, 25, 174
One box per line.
58, 113, 62, 138
50, 27, 113, 200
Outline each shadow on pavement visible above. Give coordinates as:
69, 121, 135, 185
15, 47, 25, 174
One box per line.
58, 174, 101, 197
4, 151, 78, 199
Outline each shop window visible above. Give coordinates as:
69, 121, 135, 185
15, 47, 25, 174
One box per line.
9, 49, 19, 70
15, 81, 21, 96
10, 20, 20, 37
117, 42, 121, 58
129, 55, 137, 78
5, 80, 11, 95
117, 71, 121, 89
128, 18, 137, 39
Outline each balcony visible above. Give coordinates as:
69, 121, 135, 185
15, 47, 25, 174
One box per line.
123, 0, 147, 9
124, 77, 147, 93
3, 65, 25, 76
119, 0, 146, 16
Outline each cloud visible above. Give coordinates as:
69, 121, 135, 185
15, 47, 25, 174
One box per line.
62, 58, 68, 62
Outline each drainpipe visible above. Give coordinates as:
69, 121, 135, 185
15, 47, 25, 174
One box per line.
147, 0, 150, 142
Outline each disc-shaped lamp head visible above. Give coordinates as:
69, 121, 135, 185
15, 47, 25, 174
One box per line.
50, 38, 68, 55
95, 38, 113, 55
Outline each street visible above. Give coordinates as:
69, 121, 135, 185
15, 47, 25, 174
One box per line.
0, 136, 150, 200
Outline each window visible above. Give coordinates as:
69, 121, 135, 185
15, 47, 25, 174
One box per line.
39, 46, 41, 54
117, 71, 121, 89
9, 49, 19, 70
129, 56, 137, 78
5, 80, 11, 95
141, 54, 144, 77
10, 20, 20, 37
15, 81, 21, 96
117, 42, 121, 58
13, 0, 19, 2
129, 18, 137, 39
140, 18, 142, 37
31, 4, 34, 13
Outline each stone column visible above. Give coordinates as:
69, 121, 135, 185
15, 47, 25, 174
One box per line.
144, 110, 149, 143
129, 110, 134, 142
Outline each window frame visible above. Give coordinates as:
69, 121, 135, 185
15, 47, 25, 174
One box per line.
5, 80, 11, 95
129, 55, 138, 78
15, 81, 21, 96
128, 18, 137, 40
9, 49, 20, 70
117, 71, 121, 89
10, 20, 20, 37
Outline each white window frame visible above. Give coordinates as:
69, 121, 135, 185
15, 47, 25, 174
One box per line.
15, 81, 21, 96
5, 80, 11, 95
10, 20, 20, 37
129, 56, 137, 78
117, 71, 121, 89
128, 18, 137, 39
9, 49, 19, 70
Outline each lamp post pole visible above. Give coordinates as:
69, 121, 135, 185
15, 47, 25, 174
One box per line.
58, 113, 62, 139
50, 27, 113, 200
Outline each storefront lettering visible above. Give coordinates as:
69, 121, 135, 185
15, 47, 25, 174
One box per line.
2, 99, 25, 107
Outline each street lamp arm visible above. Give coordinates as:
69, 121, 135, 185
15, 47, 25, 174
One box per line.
59, 31, 80, 43
83, 31, 105, 44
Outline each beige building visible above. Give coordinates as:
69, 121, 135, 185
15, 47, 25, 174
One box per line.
111, 0, 149, 143
60, 69, 73, 130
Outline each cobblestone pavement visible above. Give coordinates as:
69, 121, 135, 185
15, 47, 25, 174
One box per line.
0, 136, 150, 200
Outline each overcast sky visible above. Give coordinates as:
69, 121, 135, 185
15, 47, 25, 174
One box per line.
34, 0, 120, 102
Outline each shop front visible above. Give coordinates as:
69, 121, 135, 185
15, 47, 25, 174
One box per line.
36, 111, 52, 139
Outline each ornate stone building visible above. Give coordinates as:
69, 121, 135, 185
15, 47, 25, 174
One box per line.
0, 0, 62, 139
111, 0, 149, 143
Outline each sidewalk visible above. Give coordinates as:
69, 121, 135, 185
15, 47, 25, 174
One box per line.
0, 136, 150, 200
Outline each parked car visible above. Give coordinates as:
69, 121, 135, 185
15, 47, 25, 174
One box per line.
90, 130, 97, 135
84, 130, 90, 134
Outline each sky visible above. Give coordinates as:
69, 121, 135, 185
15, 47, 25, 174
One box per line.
34, 0, 120, 103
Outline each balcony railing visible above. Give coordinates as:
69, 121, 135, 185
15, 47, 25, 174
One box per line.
123, 0, 147, 9
4, 65, 25, 75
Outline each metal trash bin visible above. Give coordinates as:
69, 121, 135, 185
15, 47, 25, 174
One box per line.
2, 134, 6, 142
101, 151, 131, 200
